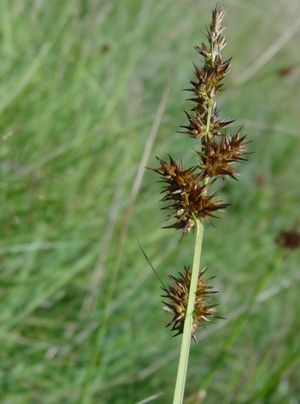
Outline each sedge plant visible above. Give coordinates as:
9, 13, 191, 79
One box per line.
151, 6, 249, 403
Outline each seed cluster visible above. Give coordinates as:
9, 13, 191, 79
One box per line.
153, 6, 248, 237
153, 7, 249, 339
162, 267, 217, 340
154, 156, 229, 234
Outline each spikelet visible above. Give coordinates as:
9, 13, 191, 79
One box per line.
152, 6, 248, 237
162, 267, 218, 340
151, 156, 229, 235
198, 130, 248, 180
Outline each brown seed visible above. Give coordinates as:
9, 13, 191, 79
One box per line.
276, 229, 300, 250
278, 66, 293, 78
100, 43, 111, 54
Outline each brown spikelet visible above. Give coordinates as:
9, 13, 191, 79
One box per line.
198, 130, 249, 180
183, 6, 230, 141
152, 156, 229, 235
162, 267, 218, 340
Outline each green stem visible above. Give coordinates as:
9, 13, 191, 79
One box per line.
205, 102, 212, 135
173, 219, 204, 404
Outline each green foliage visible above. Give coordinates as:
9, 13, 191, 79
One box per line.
1, 0, 300, 402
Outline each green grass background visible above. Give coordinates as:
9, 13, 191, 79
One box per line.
1, 0, 300, 402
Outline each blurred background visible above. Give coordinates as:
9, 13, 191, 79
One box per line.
1, 0, 300, 402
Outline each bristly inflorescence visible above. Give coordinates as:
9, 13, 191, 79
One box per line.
153, 156, 229, 235
152, 6, 249, 237
162, 267, 218, 341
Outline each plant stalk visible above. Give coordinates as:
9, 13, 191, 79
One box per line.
205, 102, 212, 135
173, 219, 204, 404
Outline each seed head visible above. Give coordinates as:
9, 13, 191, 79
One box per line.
152, 6, 249, 237
152, 156, 229, 235
162, 267, 218, 340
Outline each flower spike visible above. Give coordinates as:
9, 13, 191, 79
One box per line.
152, 6, 248, 237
